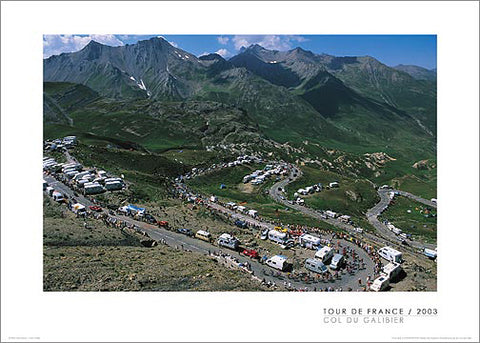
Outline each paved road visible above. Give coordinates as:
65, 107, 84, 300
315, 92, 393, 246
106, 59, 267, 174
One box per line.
395, 190, 437, 208
366, 188, 436, 250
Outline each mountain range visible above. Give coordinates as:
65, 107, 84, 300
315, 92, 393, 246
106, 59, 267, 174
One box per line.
44, 37, 436, 161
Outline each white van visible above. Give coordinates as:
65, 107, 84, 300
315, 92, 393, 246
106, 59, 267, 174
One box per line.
370, 275, 390, 292
382, 262, 403, 281
266, 255, 289, 271
378, 246, 403, 263
304, 258, 328, 274
217, 233, 239, 250
195, 230, 212, 242
315, 246, 334, 263
330, 254, 345, 270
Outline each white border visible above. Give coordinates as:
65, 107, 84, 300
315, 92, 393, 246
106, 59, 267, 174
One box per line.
1, 1, 479, 342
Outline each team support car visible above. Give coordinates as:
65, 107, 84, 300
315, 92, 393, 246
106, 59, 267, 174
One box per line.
88, 205, 102, 212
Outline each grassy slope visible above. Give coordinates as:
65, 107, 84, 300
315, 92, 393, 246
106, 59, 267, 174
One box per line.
379, 196, 437, 244
72, 143, 188, 203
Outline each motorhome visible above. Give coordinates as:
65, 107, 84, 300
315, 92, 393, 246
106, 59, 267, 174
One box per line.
84, 183, 105, 195
73, 171, 92, 181
266, 255, 289, 271
378, 246, 403, 263
268, 230, 288, 244
299, 234, 321, 249
304, 258, 328, 274
315, 246, 334, 263
217, 233, 240, 250
105, 181, 124, 191
330, 254, 345, 270
370, 275, 390, 292
382, 262, 403, 281
325, 210, 338, 219
195, 230, 212, 242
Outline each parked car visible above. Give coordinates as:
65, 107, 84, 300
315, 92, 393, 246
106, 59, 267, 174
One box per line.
177, 228, 194, 237
144, 213, 157, 224
157, 221, 169, 227
89, 205, 102, 212
241, 249, 259, 259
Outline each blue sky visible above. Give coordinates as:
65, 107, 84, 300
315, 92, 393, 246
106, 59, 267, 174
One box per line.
43, 34, 437, 69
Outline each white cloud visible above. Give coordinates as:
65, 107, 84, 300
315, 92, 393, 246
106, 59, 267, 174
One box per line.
232, 35, 308, 51
43, 34, 124, 58
215, 48, 230, 57
217, 36, 229, 45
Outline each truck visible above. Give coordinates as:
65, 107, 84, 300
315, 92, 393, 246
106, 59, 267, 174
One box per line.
299, 233, 321, 249
330, 254, 345, 270
217, 233, 240, 250
315, 246, 334, 263
370, 275, 390, 292
378, 246, 403, 263
266, 255, 289, 271
304, 258, 328, 274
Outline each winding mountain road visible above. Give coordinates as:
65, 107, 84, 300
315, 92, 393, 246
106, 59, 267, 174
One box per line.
44, 172, 373, 291
268, 167, 436, 252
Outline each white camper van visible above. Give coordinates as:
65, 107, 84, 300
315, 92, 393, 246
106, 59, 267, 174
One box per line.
299, 234, 321, 249
370, 275, 390, 292
217, 233, 240, 250
382, 262, 403, 281
266, 255, 289, 271
378, 246, 403, 263
315, 246, 334, 263
268, 230, 288, 244
304, 258, 328, 274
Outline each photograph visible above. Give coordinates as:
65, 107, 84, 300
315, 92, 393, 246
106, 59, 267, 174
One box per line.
2, 1, 478, 342
42, 34, 437, 292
